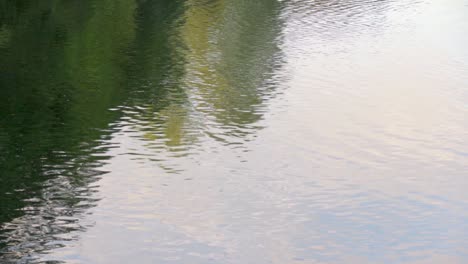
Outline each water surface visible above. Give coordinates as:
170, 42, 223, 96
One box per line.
0, 0, 467, 263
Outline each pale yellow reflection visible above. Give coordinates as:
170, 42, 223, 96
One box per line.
130, 0, 284, 169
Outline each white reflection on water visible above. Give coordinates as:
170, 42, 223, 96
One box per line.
50, 0, 468, 263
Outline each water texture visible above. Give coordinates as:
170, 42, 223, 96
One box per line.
0, 0, 467, 263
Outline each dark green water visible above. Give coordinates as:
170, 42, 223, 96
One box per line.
0, 0, 467, 263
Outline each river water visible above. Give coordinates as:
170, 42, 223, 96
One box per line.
0, 0, 467, 263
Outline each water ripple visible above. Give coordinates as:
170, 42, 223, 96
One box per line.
1, 0, 467, 263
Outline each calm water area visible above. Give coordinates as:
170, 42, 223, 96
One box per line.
0, 0, 467, 263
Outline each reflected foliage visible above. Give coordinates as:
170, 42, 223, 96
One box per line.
0, 0, 283, 262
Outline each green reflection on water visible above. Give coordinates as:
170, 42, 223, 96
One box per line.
0, 0, 283, 260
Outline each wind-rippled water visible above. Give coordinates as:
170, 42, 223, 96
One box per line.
0, 0, 467, 263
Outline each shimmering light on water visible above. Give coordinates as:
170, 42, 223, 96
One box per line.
0, 0, 467, 263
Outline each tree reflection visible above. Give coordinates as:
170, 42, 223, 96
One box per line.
0, 0, 138, 261
125, 0, 285, 160
0, 0, 285, 261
